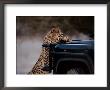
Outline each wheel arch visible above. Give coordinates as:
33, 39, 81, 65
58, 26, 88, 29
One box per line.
55, 57, 94, 74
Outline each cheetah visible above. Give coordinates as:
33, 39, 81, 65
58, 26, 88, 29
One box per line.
28, 26, 69, 74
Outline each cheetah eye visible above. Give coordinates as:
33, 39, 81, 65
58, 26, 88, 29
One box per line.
61, 33, 63, 35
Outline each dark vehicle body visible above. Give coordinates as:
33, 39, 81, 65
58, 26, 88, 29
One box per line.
42, 40, 94, 74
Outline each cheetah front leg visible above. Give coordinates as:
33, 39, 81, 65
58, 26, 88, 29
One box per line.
28, 58, 49, 74
28, 48, 50, 74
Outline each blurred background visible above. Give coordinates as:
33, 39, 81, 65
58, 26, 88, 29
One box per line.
16, 16, 94, 74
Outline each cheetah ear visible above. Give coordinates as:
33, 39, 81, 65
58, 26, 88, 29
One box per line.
51, 28, 55, 33
51, 27, 61, 33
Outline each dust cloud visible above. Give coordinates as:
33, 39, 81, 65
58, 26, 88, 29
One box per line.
16, 16, 94, 74
16, 33, 91, 74
16, 36, 43, 74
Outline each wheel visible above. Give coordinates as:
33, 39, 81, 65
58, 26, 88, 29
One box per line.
56, 58, 92, 74
66, 67, 85, 74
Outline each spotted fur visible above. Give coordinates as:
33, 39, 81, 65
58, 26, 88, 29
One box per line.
28, 27, 69, 74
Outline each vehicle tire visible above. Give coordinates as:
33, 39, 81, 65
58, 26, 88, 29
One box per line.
66, 67, 85, 74
56, 58, 92, 74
